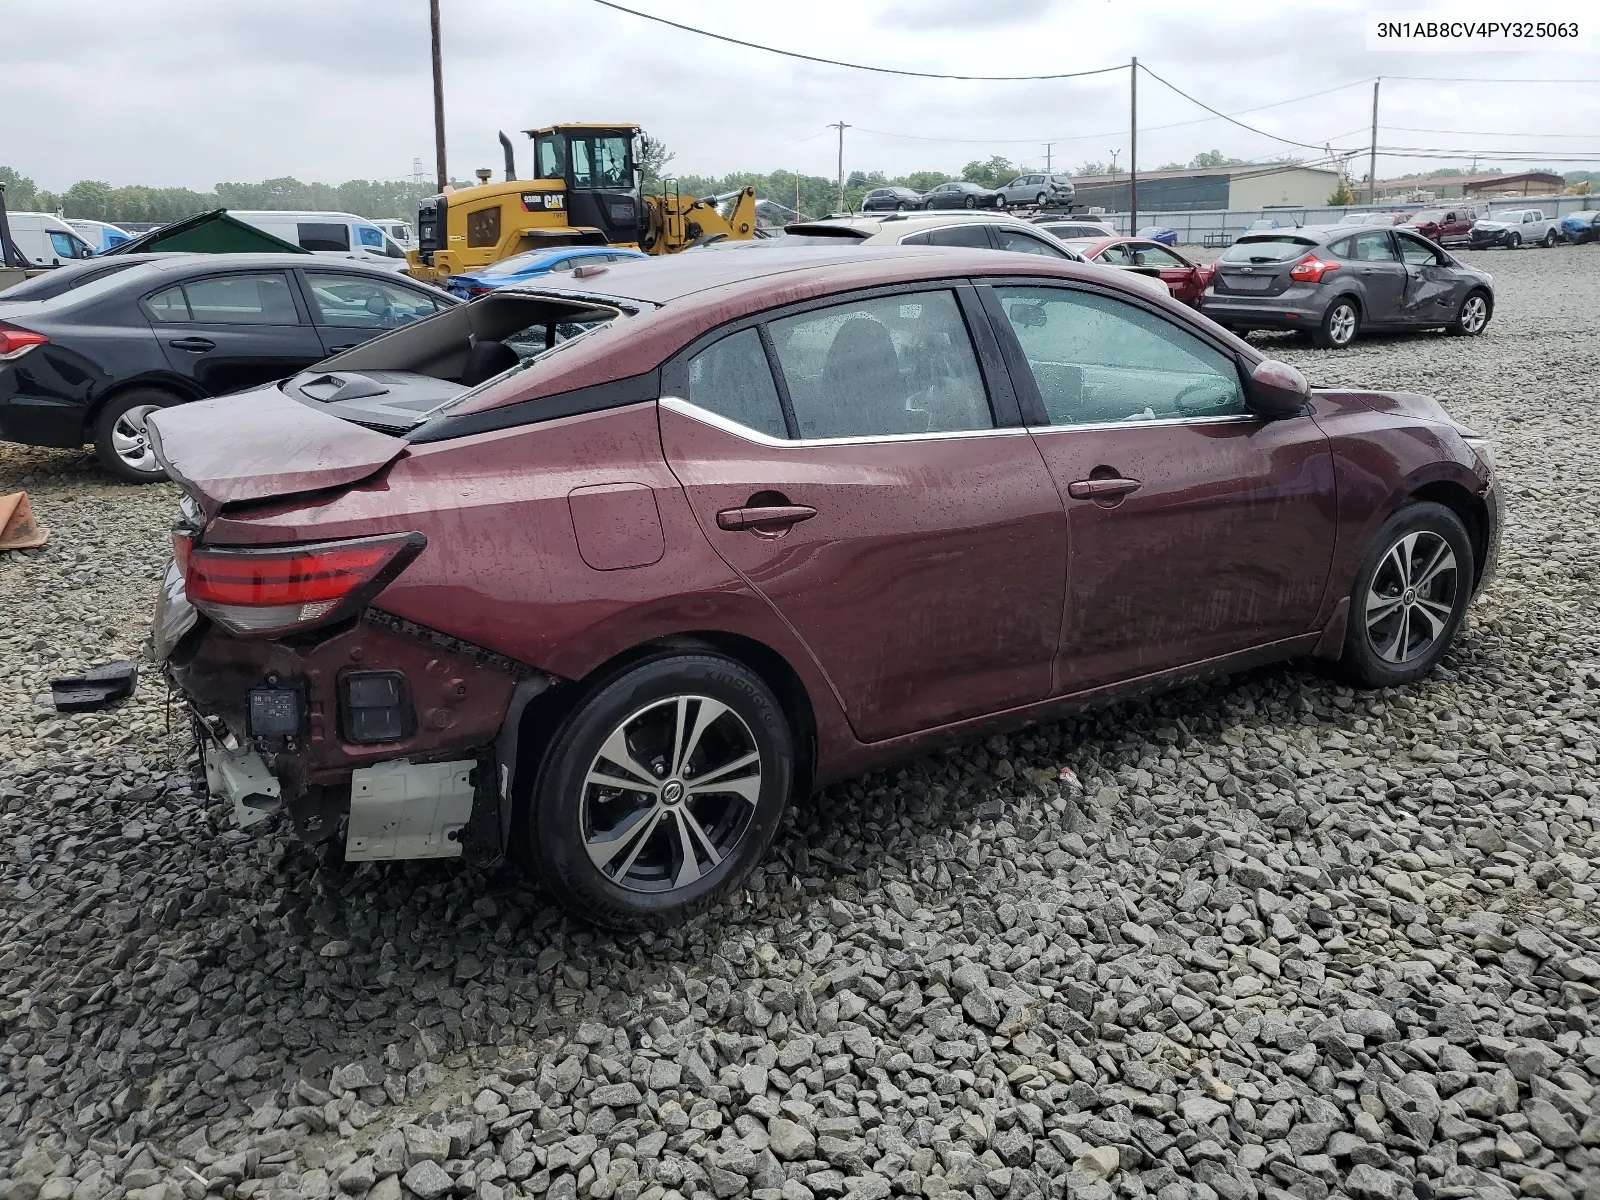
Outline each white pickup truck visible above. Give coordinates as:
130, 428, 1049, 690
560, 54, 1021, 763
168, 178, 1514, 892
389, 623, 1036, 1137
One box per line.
1469, 208, 1560, 249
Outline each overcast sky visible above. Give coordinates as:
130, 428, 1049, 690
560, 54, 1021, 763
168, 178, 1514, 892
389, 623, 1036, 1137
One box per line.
5, 0, 1596, 191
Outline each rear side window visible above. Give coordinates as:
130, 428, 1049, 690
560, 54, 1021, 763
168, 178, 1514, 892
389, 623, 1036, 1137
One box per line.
145, 285, 191, 322
901, 226, 991, 249
181, 273, 300, 324
995, 286, 1243, 426
1221, 236, 1312, 263
686, 328, 788, 440
298, 223, 350, 252
768, 290, 992, 438
993, 229, 1069, 258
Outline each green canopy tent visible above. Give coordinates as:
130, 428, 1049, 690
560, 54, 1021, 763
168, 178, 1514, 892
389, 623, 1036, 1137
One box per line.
103, 209, 308, 256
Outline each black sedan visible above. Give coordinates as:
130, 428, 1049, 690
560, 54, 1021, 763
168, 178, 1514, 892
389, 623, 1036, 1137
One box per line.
920, 181, 1003, 211
0, 253, 455, 481
1200, 225, 1494, 349
861, 187, 925, 212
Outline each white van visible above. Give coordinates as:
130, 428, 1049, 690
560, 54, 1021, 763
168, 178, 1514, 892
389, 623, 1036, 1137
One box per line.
226, 210, 411, 273
372, 218, 416, 250
67, 218, 133, 253
3, 212, 97, 267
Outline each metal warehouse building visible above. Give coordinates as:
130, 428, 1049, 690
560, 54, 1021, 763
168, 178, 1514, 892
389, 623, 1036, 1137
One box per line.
1373, 171, 1565, 200
1070, 164, 1344, 213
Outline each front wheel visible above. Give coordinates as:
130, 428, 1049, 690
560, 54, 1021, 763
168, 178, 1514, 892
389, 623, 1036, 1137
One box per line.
1508, 232, 1522, 249
94, 389, 177, 483
520, 653, 794, 929
1448, 290, 1491, 336
1313, 297, 1359, 349
1336, 502, 1473, 688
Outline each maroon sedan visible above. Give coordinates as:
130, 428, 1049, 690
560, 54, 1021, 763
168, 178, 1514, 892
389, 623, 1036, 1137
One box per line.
1064, 237, 1214, 305
148, 245, 1501, 927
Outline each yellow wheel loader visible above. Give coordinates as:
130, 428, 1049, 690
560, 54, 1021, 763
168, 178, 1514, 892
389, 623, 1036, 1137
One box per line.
406, 125, 757, 285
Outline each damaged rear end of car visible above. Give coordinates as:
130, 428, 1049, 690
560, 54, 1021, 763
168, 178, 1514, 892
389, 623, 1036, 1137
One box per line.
148, 287, 632, 864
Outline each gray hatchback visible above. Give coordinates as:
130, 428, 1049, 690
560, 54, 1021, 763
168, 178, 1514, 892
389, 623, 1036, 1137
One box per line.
1201, 225, 1494, 349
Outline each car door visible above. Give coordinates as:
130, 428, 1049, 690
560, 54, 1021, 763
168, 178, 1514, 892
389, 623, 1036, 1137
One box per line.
659, 284, 1068, 743
981, 281, 1336, 693
1394, 232, 1463, 324
1345, 230, 1407, 326
1133, 244, 1204, 303
300, 270, 446, 355
144, 270, 326, 395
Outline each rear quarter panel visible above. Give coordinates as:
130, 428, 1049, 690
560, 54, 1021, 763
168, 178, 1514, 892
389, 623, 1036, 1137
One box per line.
1309, 389, 1490, 612
205, 402, 855, 766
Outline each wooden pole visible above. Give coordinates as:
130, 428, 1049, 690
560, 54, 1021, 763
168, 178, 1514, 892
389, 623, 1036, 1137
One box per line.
832, 122, 851, 213
1129, 58, 1138, 236
430, 0, 448, 193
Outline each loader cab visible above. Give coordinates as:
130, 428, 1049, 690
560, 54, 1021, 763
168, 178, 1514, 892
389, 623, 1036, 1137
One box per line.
527, 124, 645, 247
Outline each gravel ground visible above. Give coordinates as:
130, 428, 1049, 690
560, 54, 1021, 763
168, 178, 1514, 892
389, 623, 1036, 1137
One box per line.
2, 245, 1598, 1200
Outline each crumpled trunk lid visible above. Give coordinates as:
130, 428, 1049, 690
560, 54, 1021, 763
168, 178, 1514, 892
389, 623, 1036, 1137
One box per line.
148, 388, 409, 519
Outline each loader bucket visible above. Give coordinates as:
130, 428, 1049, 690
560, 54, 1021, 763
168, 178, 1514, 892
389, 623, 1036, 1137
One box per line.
0, 491, 50, 550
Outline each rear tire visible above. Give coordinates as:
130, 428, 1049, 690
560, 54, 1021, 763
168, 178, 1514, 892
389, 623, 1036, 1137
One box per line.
1448, 289, 1491, 337
1313, 297, 1359, 349
964, 196, 977, 210
519, 653, 794, 930
895, 202, 907, 211
1541, 228, 1557, 248
1336, 502, 1473, 689
94, 389, 177, 483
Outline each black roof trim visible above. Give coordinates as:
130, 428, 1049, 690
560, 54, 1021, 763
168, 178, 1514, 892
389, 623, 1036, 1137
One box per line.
407, 368, 661, 443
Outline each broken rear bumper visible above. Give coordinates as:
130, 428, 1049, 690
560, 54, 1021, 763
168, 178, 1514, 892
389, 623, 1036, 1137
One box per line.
160, 561, 540, 853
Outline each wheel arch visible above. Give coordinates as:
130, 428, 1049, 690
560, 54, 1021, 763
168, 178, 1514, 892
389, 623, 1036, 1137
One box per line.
1408, 481, 1489, 591
507, 630, 819, 834
84, 375, 202, 440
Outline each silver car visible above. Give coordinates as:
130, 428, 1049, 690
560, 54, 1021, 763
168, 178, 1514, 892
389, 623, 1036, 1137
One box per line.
996, 173, 1076, 209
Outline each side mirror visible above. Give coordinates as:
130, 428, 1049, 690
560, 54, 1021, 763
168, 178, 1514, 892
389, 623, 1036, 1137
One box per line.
1245, 358, 1311, 418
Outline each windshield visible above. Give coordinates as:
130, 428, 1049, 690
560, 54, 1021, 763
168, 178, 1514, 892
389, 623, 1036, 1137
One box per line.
482, 250, 563, 277
1220, 235, 1314, 263
1411, 211, 1443, 223
570, 134, 632, 189
1339, 213, 1371, 223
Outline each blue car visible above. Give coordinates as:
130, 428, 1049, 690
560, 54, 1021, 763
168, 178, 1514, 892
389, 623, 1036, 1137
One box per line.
1136, 225, 1178, 246
445, 246, 648, 299
1560, 209, 1600, 245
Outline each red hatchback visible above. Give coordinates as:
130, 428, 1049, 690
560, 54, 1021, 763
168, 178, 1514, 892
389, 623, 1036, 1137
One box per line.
1066, 237, 1214, 305
149, 245, 1501, 927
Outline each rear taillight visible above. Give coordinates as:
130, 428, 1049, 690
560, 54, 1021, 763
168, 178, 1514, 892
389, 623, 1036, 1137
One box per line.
172, 530, 194, 577
0, 324, 48, 361
183, 532, 425, 636
1289, 255, 1340, 284
467, 285, 492, 297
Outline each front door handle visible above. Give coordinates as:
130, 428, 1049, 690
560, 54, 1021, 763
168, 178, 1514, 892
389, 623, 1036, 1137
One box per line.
168, 337, 216, 352
1067, 477, 1141, 501
716, 504, 817, 532
329, 344, 359, 353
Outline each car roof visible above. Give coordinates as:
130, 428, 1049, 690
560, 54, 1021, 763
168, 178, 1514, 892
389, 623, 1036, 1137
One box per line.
790, 212, 1048, 239
452, 243, 1208, 419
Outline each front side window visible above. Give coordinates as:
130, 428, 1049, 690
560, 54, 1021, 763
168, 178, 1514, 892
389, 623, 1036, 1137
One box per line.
569, 135, 631, 190
993, 228, 1069, 257
1396, 235, 1442, 265
181, 273, 300, 325
304, 273, 440, 328
768, 290, 991, 439
356, 226, 386, 249
686, 328, 788, 440
1135, 245, 1186, 268
297, 223, 350, 252
994, 286, 1244, 426
49, 231, 90, 258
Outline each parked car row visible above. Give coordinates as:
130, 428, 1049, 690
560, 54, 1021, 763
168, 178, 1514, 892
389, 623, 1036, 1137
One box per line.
862, 173, 1076, 213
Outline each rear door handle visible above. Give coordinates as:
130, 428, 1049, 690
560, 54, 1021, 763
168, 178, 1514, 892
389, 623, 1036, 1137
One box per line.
1067, 477, 1141, 500
716, 504, 817, 532
168, 337, 216, 352
329, 344, 359, 353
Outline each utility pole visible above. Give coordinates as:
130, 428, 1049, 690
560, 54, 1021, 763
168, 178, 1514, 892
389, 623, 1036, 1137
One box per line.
1044, 143, 1053, 173
830, 122, 851, 213
1367, 77, 1380, 205
429, 0, 448, 193
796, 174, 801, 221
1129, 58, 1138, 237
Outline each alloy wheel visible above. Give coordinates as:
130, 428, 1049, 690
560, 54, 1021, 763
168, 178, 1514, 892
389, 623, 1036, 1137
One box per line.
1363, 530, 1459, 664
1460, 294, 1488, 334
1328, 304, 1357, 346
110, 404, 162, 473
579, 695, 762, 894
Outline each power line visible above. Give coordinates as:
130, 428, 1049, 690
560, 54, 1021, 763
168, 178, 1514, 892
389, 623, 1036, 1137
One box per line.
1135, 63, 1360, 153
1384, 124, 1600, 141
1382, 74, 1600, 83
581, 0, 1130, 81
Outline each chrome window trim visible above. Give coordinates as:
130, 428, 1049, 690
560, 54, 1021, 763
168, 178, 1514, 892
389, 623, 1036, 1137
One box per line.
660, 395, 1029, 448
1027, 413, 1258, 434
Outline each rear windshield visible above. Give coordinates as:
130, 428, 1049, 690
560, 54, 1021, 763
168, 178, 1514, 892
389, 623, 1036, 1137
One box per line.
0, 259, 142, 300
1220, 236, 1315, 263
